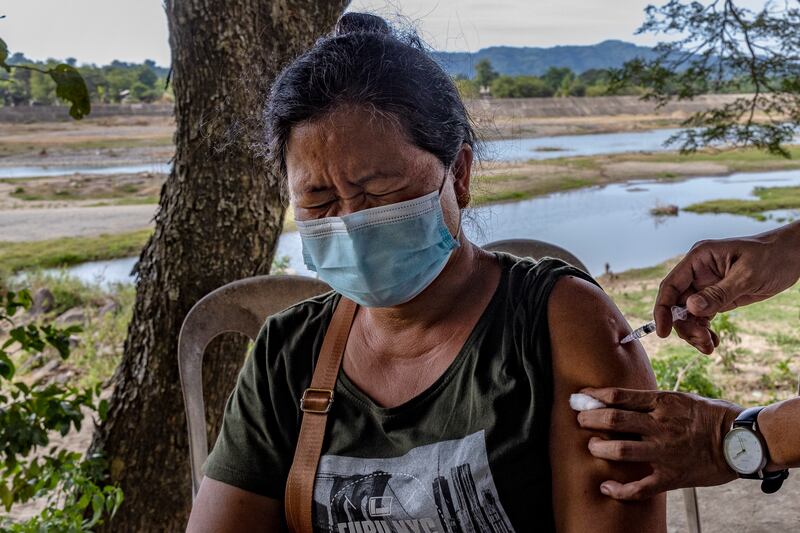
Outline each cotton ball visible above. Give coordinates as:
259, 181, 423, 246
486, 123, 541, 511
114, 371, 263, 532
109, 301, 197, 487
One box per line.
569, 393, 606, 411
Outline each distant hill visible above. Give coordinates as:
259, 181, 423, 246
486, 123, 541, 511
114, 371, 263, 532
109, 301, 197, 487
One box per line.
433, 40, 658, 77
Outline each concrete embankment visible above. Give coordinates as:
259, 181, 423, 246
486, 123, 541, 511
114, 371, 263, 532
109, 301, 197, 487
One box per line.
0, 94, 749, 123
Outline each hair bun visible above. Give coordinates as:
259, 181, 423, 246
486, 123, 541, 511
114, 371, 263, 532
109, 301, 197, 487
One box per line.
335, 13, 390, 36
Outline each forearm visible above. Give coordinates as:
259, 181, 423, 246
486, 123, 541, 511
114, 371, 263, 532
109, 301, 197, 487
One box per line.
767, 220, 800, 264
758, 397, 800, 470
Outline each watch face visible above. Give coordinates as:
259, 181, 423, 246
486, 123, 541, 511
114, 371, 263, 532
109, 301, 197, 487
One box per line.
723, 427, 765, 474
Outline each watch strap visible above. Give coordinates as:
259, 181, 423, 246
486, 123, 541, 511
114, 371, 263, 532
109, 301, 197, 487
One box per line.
761, 469, 790, 494
732, 406, 763, 427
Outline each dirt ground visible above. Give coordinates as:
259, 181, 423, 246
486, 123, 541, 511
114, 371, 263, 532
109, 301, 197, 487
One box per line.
0, 172, 164, 208
667, 478, 800, 532
0, 204, 157, 241
0, 115, 174, 150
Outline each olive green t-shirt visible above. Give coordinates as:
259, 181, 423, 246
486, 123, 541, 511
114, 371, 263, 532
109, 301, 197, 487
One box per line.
204, 252, 597, 532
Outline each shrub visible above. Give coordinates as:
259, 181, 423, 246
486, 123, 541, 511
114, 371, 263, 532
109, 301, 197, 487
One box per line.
490, 75, 554, 98
652, 346, 722, 398
0, 289, 123, 530
711, 312, 742, 371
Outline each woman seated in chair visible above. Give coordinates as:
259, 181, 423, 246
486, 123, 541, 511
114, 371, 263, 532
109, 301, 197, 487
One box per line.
188, 13, 665, 533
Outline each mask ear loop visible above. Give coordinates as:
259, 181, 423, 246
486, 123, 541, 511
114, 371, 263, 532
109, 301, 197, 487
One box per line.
438, 166, 463, 242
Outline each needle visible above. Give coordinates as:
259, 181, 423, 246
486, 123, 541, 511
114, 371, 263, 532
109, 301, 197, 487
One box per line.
620, 305, 689, 344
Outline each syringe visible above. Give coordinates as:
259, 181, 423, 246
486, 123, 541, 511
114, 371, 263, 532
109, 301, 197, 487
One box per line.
620, 305, 688, 344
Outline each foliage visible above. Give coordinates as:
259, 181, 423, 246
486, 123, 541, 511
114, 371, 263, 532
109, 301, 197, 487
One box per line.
470, 60, 659, 98
474, 58, 498, 89
454, 77, 480, 99
0, 229, 154, 278
4, 271, 134, 388
0, 38, 90, 118
759, 357, 798, 393
711, 312, 742, 371
652, 346, 722, 398
491, 75, 554, 98
610, 0, 800, 156
0, 289, 123, 530
270, 255, 292, 275
1, 49, 167, 107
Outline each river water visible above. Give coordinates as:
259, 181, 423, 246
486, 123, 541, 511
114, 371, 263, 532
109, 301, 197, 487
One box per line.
42, 168, 799, 286
0, 129, 687, 180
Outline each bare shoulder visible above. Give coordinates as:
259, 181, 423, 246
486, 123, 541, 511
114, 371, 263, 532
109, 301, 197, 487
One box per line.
547, 275, 655, 388
546, 276, 665, 532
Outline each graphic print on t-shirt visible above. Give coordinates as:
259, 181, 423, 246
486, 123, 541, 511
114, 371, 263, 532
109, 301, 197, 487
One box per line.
313, 430, 515, 533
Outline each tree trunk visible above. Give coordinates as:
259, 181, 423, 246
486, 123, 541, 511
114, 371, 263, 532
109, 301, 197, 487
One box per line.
89, 2, 348, 530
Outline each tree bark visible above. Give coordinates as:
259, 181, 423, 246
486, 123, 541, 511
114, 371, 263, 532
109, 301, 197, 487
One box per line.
89, 2, 348, 530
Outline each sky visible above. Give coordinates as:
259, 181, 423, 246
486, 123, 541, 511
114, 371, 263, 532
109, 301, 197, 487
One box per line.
1, 0, 768, 67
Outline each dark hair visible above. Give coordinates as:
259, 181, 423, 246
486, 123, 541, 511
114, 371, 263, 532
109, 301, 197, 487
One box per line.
265, 12, 478, 184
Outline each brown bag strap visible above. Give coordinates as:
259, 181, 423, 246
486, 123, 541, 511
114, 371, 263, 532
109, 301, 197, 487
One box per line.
284, 296, 358, 533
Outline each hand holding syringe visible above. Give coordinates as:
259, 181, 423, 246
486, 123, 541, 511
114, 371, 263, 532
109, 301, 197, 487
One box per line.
620, 305, 689, 344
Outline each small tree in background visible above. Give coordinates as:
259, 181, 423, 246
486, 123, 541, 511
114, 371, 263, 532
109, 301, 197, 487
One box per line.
474, 58, 499, 90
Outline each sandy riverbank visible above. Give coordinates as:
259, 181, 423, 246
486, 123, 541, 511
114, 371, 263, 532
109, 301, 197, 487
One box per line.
5, 144, 800, 243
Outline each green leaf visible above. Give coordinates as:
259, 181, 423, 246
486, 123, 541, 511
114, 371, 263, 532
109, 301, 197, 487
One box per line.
0, 482, 12, 511
98, 399, 109, 421
89, 492, 105, 526
0, 352, 15, 380
48, 64, 91, 120
17, 288, 33, 310
77, 490, 91, 510
0, 37, 8, 72
111, 487, 124, 516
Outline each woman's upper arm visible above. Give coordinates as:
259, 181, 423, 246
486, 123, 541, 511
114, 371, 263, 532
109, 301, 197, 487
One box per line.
187, 477, 285, 532
547, 275, 666, 533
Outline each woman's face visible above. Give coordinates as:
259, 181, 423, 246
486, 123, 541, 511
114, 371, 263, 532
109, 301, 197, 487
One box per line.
286, 106, 467, 234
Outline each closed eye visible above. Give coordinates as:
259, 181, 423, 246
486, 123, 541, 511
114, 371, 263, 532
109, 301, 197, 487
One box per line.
305, 201, 335, 210
366, 184, 408, 198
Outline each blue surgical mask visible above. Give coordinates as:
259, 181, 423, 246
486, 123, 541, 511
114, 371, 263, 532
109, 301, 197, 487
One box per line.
295, 182, 460, 308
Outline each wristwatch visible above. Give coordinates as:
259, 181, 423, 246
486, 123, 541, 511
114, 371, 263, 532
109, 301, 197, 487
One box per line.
722, 406, 789, 494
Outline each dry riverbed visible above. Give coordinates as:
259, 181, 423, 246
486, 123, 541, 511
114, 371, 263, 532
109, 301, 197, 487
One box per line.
4, 145, 800, 243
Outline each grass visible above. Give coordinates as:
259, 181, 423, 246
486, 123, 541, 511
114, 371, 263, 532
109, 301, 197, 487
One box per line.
9, 178, 158, 205
605, 258, 800, 406
0, 210, 299, 280
684, 185, 800, 216
770, 332, 800, 352
0, 229, 153, 277
4, 271, 135, 387
11, 189, 153, 203
642, 145, 800, 167
472, 173, 595, 205
85, 196, 160, 206
0, 136, 173, 158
